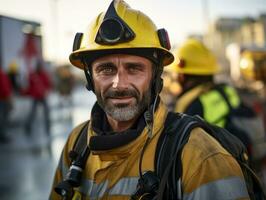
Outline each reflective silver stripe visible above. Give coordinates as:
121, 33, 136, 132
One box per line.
183, 177, 249, 200
79, 179, 108, 200
78, 177, 138, 199
177, 178, 182, 200
70, 165, 83, 172
109, 177, 139, 195
59, 157, 138, 198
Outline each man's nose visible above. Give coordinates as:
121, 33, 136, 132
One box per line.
112, 71, 128, 89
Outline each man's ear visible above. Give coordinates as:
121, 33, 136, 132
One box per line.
177, 73, 185, 84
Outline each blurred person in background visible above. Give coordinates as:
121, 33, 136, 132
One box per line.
172, 38, 266, 174
161, 63, 182, 110
7, 59, 20, 93
0, 66, 13, 143
55, 64, 75, 108
24, 60, 52, 137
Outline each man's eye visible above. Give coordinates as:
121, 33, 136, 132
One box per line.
128, 66, 141, 72
102, 67, 113, 73
98, 66, 114, 74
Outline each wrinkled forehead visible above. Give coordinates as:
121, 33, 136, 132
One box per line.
91, 53, 154, 68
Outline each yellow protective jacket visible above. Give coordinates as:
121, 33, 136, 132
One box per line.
50, 101, 249, 200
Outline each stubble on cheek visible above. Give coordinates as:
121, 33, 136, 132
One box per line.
95, 87, 150, 121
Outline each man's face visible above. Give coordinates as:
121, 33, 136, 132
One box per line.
91, 54, 153, 122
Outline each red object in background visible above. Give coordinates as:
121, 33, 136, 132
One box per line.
0, 68, 12, 99
253, 101, 263, 115
20, 33, 39, 71
252, 100, 266, 138
25, 69, 52, 100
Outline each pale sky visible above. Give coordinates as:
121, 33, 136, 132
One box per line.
0, 0, 266, 63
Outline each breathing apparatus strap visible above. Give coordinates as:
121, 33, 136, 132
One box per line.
70, 121, 90, 161
153, 54, 164, 96
155, 112, 200, 200
54, 122, 90, 199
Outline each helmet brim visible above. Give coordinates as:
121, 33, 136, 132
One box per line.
69, 47, 174, 69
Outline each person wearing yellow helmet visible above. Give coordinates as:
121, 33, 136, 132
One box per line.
49, 2, 250, 200
173, 38, 249, 132
172, 38, 223, 114
173, 38, 264, 166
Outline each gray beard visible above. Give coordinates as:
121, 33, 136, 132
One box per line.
105, 102, 143, 121
95, 88, 151, 122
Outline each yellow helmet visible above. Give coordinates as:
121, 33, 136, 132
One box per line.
239, 51, 255, 81
8, 60, 18, 73
239, 49, 266, 82
70, 0, 174, 69
170, 39, 219, 75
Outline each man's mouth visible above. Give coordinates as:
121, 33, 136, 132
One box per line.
108, 96, 135, 104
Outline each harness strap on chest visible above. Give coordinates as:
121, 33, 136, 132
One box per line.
69, 121, 90, 161
155, 112, 202, 200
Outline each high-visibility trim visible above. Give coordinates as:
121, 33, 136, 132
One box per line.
108, 177, 139, 195
223, 86, 240, 109
215, 118, 226, 127
79, 179, 108, 199
199, 90, 229, 126
78, 177, 138, 198
175, 84, 212, 113
183, 176, 249, 200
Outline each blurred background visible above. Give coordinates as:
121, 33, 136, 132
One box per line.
0, 0, 266, 199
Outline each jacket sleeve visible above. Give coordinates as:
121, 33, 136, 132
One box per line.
49, 123, 87, 200
49, 139, 72, 200
181, 128, 250, 200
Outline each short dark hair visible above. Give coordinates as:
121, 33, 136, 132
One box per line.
184, 74, 214, 84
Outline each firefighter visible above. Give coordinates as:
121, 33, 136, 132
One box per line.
24, 60, 52, 137
173, 38, 253, 151
49, 1, 249, 200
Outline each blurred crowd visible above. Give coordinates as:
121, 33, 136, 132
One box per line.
0, 59, 77, 145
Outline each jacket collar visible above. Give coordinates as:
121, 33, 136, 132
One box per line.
88, 101, 168, 160
175, 83, 214, 113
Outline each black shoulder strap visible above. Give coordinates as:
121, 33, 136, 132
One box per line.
155, 112, 202, 200
69, 121, 90, 161
156, 113, 266, 200
155, 113, 184, 178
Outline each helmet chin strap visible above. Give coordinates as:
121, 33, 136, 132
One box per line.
139, 93, 159, 181
82, 59, 95, 92
145, 56, 164, 132
140, 57, 163, 180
